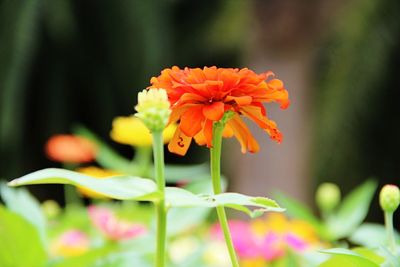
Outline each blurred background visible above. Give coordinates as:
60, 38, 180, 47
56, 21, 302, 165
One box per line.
0, 0, 399, 223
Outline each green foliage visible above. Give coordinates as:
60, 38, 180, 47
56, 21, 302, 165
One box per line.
0, 183, 47, 245
326, 180, 377, 239
276, 180, 377, 241
0, 206, 46, 267
320, 248, 383, 267
350, 223, 400, 247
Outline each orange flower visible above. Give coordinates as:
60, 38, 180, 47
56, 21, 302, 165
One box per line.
45, 135, 97, 163
149, 66, 289, 155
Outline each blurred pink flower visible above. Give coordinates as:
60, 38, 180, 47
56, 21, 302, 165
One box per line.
210, 214, 321, 262
51, 229, 90, 257
88, 206, 147, 241
211, 220, 259, 258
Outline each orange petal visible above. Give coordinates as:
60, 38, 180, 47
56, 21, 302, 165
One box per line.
240, 105, 270, 129
267, 79, 284, 90
203, 119, 213, 147
223, 124, 234, 138
169, 104, 198, 125
225, 95, 253, 106
178, 93, 207, 105
194, 132, 206, 146
193, 119, 213, 147
202, 102, 225, 121
227, 115, 259, 153
180, 106, 205, 137
241, 106, 283, 143
168, 127, 192, 156
265, 120, 283, 143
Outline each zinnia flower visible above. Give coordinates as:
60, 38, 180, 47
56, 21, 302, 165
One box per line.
149, 66, 289, 155
51, 229, 90, 257
110, 116, 176, 147
45, 135, 96, 163
88, 206, 147, 241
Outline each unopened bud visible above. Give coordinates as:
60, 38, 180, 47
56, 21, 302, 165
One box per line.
316, 183, 341, 213
42, 200, 61, 218
135, 88, 171, 132
380, 184, 400, 213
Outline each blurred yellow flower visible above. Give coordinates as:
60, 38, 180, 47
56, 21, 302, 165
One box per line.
110, 116, 176, 147
51, 230, 89, 257
251, 213, 320, 245
241, 258, 266, 267
77, 166, 121, 198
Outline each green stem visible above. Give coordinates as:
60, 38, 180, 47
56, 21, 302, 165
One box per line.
211, 122, 240, 267
62, 163, 81, 206
384, 211, 396, 253
134, 145, 152, 177
152, 131, 167, 267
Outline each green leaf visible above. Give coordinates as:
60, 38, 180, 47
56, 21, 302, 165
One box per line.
349, 223, 400, 247
9, 169, 283, 217
0, 206, 46, 267
327, 180, 377, 239
274, 192, 328, 239
320, 248, 381, 267
0, 183, 47, 246
8, 168, 159, 201
352, 247, 385, 265
166, 188, 284, 217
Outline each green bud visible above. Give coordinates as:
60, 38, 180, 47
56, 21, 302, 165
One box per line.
316, 182, 341, 213
135, 88, 171, 132
379, 184, 400, 213
41, 200, 61, 218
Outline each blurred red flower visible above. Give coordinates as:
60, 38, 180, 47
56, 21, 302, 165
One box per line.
45, 135, 96, 163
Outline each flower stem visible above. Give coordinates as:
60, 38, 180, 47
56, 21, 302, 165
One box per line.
211, 122, 240, 267
62, 163, 82, 207
384, 211, 396, 253
134, 145, 152, 177
152, 131, 167, 267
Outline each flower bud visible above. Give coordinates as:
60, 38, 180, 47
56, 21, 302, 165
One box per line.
379, 184, 400, 213
42, 200, 61, 219
315, 183, 341, 213
135, 88, 171, 132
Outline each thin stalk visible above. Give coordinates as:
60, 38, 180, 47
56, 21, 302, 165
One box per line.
384, 211, 396, 253
211, 122, 240, 267
134, 145, 152, 177
152, 131, 167, 267
62, 163, 81, 206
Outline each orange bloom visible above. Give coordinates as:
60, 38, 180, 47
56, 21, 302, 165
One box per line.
45, 135, 97, 163
149, 66, 289, 155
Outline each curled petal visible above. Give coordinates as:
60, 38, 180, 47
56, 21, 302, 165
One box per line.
241, 106, 283, 143
227, 115, 259, 153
